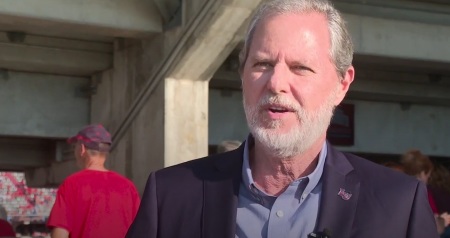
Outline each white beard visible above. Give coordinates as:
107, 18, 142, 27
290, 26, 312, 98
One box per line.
243, 90, 337, 159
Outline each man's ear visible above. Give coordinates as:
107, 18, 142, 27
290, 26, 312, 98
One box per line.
80, 143, 87, 156
334, 65, 355, 105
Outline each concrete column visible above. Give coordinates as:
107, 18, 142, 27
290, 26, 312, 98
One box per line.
0, 0, 162, 38
77, 0, 262, 193
165, 78, 209, 167
119, 78, 209, 190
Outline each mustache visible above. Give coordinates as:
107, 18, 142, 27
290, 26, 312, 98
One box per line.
257, 94, 300, 111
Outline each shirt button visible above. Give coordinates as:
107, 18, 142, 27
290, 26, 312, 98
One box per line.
276, 210, 284, 218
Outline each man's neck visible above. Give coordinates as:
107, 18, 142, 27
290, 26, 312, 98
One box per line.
83, 156, 108, 171
250, 138, 325, 196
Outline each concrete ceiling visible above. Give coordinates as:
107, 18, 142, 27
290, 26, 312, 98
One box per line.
0, 0, 163, 41
0, 0, 170, 173
410, 0, 450, 5
0, 0, 167, 76
337, 0, 450, 7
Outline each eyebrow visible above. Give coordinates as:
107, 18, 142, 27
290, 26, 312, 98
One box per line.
286, 59, 310, 66
249, 51, 315, 70
250, 52, 277, 62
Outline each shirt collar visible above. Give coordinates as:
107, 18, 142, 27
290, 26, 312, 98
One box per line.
242, 135, 327, 197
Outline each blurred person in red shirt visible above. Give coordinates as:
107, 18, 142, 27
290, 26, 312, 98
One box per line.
0, 205, 15, 237
47, 124, 140, 238
401, 149, 450, 235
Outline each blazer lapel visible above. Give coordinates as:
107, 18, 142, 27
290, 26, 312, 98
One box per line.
315, 143, 360, 237
202, 145, 244, 238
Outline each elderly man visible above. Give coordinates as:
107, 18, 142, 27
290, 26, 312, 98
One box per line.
127, 0, 438, 237
48, 124, 140, 238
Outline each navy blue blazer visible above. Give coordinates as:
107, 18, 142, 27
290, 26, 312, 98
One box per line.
126, 143, 438, 238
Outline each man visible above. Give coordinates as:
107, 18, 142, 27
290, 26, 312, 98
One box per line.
127, 0, 438, 237
48, 124, 140, 238
401, 150, 450, 235
0, 205, 15, 238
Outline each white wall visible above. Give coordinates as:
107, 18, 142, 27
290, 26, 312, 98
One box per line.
209, 89, 248, 145
0, 71, 90, 138
337, 100, 450, 157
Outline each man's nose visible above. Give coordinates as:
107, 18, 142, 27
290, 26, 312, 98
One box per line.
266, 64, 290, 94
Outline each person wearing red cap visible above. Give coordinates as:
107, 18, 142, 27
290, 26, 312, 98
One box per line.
47, 124, 140, 238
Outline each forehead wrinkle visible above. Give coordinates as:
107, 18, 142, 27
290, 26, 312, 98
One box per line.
251, 49, 280, 62
248, 12, 334, 70
259, 30, 322, 64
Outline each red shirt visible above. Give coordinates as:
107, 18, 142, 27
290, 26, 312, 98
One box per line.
47, 170, 140, 238
428, 189, 438, 214
0, 219, 15, 237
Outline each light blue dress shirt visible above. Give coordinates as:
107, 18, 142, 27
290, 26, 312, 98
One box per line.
236, 139, 327, 238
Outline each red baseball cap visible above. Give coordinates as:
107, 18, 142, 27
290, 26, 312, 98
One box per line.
67, 124, 112, 152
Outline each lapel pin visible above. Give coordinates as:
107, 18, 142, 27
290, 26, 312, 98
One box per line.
338, 188, 352, 200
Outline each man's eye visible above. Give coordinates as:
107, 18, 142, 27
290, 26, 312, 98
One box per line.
291, 65, 315, 73
253, 62, 272, 69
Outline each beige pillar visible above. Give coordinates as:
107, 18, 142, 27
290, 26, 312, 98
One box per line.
23, 0, 262, 191
165, 78, 209, 166
32, 0, 263, 192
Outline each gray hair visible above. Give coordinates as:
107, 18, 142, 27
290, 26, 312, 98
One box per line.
239, 0, 353, 78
